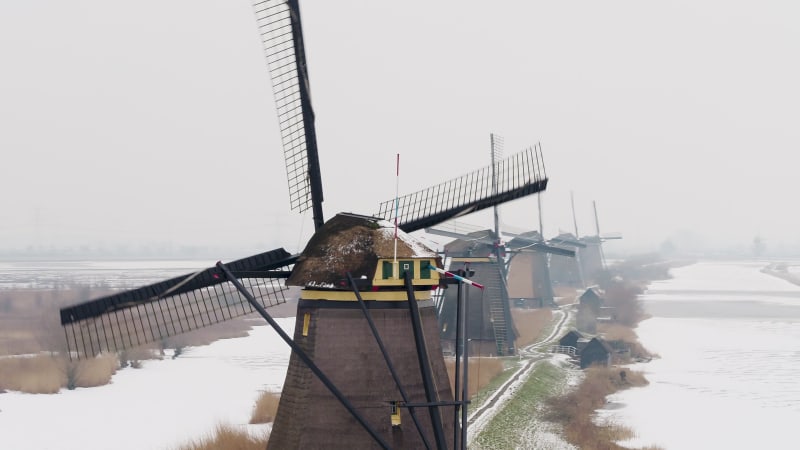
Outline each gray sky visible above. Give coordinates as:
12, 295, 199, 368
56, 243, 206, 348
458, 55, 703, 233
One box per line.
1, 1, 799, 257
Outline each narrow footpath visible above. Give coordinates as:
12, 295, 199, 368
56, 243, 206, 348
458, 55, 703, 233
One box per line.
466, 306, 573, 444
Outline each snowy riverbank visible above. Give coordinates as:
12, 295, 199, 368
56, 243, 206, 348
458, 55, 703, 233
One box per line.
597, 261, 800, 449
0, 318, 294, 450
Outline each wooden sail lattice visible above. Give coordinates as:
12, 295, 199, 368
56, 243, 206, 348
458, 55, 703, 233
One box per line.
378, 145, 548, 233
60, 249, 295, 358
253, 0, 323, 220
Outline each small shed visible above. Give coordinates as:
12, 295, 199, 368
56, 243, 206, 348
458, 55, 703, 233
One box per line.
579, 287, 604, 315
558, 330, 584, 349
580, 337, 613, 369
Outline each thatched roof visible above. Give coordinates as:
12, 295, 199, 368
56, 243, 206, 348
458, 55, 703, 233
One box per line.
287, 213, 436, 287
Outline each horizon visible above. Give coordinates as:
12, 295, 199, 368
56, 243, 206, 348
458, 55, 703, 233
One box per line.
2, 1, 799, 260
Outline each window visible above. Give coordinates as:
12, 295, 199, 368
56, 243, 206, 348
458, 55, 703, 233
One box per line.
382, 261, 394, 279
420, 260, 432, 279
400, 260, 414, 279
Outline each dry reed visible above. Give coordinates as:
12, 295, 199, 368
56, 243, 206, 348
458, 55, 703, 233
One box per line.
0, 355, 65, 394
444, 357, 504, 398
511, 308, 553, 348
0, 353, 121, 393
174, 423, 269, 450
73, 353, 119, 387
249, 391, 281, 424
546, 366, 658, 450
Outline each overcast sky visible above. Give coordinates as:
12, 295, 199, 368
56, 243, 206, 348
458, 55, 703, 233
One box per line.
1, 1, 799, 257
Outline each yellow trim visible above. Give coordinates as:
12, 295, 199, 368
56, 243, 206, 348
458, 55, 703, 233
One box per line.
302, 313, 311, 336
300, 289, 433, 302
390, 401, 402, 427
372, 257, 440, 286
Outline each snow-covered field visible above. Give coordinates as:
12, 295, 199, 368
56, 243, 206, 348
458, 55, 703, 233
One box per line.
0, 318, 294, 450
0, 259, 208, 289
597, 261, 800, 450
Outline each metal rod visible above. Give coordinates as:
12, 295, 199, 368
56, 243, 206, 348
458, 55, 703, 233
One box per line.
217, 262, 390, 450
453, 278, 464, 449
461, 271, 470, 450
346, 273, 432, 450
403, 271, 448, 450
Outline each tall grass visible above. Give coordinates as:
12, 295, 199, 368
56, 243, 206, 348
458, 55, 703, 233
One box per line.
511, 308, 553, 348
598, 323, 655, 360
249, 391, 280, 424
0, 353, 119, 393
174, 424, 269, 450
0, 285, 264, 393
72, 353, 119, 388
444, 357, 504, 399
0, 355, 65, 393
545, 366, 660, 450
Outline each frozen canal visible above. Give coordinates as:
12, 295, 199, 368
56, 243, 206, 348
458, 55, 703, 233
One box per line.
598, 261, 800, 449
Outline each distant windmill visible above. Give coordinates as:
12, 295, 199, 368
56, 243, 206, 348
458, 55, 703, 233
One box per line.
550, 197, 621, 287
427, 135, 570, 355
580, 200, 622, 281
58, 2, 550, 449
504, 229, 576, 307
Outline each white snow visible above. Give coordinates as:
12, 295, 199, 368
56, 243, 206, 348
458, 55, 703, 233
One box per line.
0, 318, 294, 450
596, 261, 800, 450
377, 219, 437, 257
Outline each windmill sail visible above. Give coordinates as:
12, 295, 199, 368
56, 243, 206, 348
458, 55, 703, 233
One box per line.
60, 249, 295, 357
378, 145, 547, 233
254, 0, 325, 230
505, 234, 576, 257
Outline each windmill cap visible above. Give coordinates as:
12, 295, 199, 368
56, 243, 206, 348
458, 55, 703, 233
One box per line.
287, 213, 438, 287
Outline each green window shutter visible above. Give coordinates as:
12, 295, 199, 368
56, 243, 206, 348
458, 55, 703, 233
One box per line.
400, 260, 414, 279
382, 261, 394, 279
420, 260, 431, 279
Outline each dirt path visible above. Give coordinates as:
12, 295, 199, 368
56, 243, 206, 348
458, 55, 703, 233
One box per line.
466, 307, 572, 443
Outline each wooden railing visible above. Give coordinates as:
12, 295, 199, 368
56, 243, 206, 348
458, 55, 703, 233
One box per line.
550, 345, 577, 356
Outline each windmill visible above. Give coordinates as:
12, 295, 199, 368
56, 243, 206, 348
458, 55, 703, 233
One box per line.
504, 230, 576, 308
547, 231, 587, 288
503, 180, 579, 308
431, 225, 513, 357
58, 2, 550, 449
580, 200, 622, 279
427, 135, 572, 356
548, 198, 621, 287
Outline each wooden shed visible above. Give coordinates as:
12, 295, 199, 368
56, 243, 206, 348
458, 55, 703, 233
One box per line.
580, 337, 614, 369
558, 329, 584, 349
579, 287, 604, 315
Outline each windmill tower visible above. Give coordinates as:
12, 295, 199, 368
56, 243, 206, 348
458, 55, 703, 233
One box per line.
503, 186, 578, 308
578, 200, 622, 282
433, 226, 515, 357
428, 136, 570, 355
504, 231, 575, 308
59, 2, 551, 449
548, 232, 587, 288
